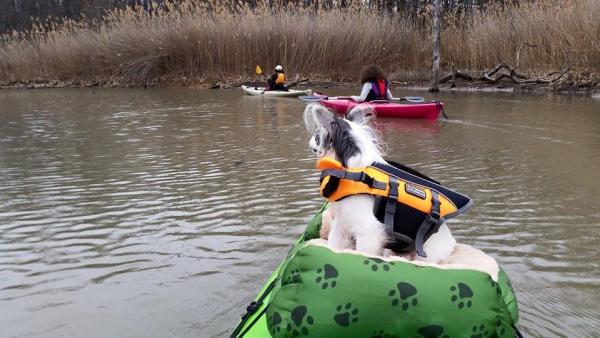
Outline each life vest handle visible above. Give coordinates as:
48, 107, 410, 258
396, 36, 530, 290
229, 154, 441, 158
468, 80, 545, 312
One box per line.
320, 169, 387, 191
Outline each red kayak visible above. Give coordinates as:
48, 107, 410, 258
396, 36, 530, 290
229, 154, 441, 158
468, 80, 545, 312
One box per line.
318, 97, 443, 119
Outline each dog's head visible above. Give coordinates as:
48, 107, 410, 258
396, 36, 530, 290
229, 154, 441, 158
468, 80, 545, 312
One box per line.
303, 103, 385, 168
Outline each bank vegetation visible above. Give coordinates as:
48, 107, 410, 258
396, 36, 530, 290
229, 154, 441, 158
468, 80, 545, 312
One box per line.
0, 0, 598, 92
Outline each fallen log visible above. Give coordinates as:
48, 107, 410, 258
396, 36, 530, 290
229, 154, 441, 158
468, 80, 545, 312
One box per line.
209, 81, 245, 89
440, 63, 572, 85
286, 78, 309, 88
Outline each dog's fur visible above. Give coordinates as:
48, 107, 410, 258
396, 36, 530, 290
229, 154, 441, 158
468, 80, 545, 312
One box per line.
304, 103, 456, 263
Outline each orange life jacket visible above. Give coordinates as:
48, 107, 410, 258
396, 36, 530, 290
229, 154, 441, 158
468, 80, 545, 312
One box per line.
317, 157, 472, 256
275, 72, 285, 85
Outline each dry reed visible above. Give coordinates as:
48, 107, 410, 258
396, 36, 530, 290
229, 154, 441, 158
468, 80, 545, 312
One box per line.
0, 0, 598, 86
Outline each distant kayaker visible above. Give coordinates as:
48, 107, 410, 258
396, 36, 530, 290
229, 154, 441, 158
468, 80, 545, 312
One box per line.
351, 64, 394, 102
267, 65, 288, 91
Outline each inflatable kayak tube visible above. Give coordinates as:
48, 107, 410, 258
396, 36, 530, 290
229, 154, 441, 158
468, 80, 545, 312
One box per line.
230, 206, 521, 338
319, 98, 442, 119
242, 85, 313, 97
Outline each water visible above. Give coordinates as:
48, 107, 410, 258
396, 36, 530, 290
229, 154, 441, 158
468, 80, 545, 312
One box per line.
0, 88, 599, 337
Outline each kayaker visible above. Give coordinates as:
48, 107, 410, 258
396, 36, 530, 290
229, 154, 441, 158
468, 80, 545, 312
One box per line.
267, 65, 288, 91
351, 64, 394, 102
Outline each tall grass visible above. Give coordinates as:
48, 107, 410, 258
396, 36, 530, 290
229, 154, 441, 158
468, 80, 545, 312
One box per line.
0, 0, 598, 86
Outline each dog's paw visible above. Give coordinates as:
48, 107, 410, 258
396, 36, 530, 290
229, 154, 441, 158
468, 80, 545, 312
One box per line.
315, 263, 338, 289
388, 281, 418, 311
363, 257, 394, 272
414, 325, 449, 338
450, 282, 473, 309
333, 303, 359, 327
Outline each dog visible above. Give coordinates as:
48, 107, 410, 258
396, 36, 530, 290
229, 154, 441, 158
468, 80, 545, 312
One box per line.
303, 103, 456, 263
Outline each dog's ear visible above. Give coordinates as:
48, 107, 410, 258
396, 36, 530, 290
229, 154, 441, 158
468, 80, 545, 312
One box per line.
346, 106, 375, 126
304, 103, 335, 133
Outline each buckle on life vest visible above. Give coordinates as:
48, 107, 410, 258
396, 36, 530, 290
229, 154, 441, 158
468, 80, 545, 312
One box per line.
428, 208, 441, 223
358, 172, 374, 187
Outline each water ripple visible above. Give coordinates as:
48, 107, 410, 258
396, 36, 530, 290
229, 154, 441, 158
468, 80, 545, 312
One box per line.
1, 89, 599, 337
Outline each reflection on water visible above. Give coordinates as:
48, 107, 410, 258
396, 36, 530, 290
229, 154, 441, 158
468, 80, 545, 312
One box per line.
0, 88, 599, 337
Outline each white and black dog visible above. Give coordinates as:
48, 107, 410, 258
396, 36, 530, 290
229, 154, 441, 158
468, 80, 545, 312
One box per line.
304, 103, 455, 263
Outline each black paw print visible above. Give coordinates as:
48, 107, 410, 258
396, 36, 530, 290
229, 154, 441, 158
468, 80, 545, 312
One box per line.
388, 282, 418, 311
333, 303, 359, 327
372, 329, 393, 338
470, 324, 490, 338
492, 316, 507, 338
285, 305, 314, 336
491, 280, 502, 296
286, 269, 301, 284
415, 325, 449, 338
315, 264, 338, 289
269, 311, 282, 334
450, 282, 473, 309
363, 257, 394, 272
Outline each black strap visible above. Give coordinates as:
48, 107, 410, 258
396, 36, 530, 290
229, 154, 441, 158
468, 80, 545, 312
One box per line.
383, 177, 399, 235
230, 279, 278, 338
320, 169, 387, 190
415, 191, 443, 257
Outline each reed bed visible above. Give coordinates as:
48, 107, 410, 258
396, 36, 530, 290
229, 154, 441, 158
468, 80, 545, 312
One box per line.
0, 0, 598, 86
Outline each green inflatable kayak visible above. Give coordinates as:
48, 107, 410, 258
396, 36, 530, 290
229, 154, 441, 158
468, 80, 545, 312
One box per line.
230, 205, 521, 338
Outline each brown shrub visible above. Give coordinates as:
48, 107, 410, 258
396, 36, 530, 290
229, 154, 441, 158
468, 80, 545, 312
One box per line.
0, 0, 598, 86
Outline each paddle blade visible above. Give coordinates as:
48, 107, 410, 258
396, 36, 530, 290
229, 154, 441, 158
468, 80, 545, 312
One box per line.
255, 65, 263, 75
299, 95, 325, 102
404, 96, 426, 103
391, 96, 426, 103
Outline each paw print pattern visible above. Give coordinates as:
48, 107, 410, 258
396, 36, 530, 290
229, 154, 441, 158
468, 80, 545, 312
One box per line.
490, 280, 502, 296
286, 269, 301, 284
450, 282, 473, 309
492, 316, 507, 338
315, 264, 338, 289
363, 257, 394, 272
388, 282, 418, 310
285, 305, 314, 336
372, 329, 393, 338
415, 325, 449, 338
269, 311, 283, 334
333, 303, 359, 327
470, 324, 490, 338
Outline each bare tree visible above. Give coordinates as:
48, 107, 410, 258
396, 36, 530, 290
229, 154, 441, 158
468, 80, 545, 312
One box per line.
430, 0, 441, 92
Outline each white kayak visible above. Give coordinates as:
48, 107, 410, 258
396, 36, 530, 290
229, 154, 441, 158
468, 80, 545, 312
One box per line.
241, 85, 312, 97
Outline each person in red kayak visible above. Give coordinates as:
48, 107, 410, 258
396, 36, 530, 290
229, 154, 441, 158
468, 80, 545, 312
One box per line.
267, 65, 289, 91
351, 64, 394, 102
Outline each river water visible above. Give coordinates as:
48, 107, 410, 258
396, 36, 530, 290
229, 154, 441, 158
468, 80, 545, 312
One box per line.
0, 88, 599, 337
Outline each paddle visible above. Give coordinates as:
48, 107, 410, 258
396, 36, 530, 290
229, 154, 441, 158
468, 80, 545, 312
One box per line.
299, 95, 425, 103
255, 65, 269, 80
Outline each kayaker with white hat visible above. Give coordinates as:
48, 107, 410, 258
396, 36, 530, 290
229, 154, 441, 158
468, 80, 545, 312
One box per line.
267, 65, 288, 91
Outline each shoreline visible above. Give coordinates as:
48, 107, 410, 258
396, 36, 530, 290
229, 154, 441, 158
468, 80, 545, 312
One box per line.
2, 77, 598, 98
